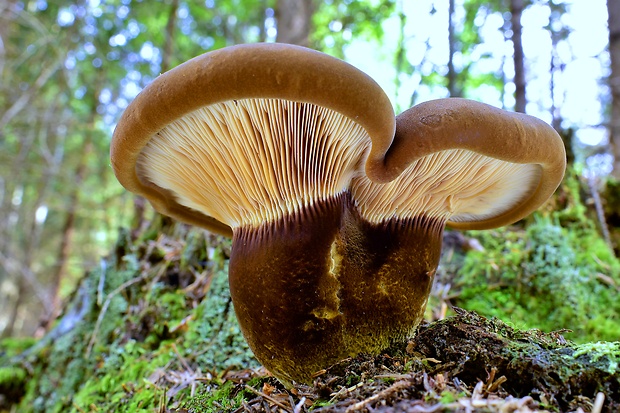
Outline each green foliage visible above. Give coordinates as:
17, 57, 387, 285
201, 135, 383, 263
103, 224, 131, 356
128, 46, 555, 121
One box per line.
312, 0, 395, 57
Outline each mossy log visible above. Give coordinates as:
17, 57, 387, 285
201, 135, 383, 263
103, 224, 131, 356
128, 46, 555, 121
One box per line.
409, 308, 619, 411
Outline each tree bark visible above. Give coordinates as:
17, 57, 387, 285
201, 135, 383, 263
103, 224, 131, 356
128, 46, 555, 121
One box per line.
549, 7, 563, 132
45, 141, 93, 327
511, 0, 526, 113
608, 0, 620, 179
447, 0, 461, 97
275, 0, 314, 47
161, 0, 178, 73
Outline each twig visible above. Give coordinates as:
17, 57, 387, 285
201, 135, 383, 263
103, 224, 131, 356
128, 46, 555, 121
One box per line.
592, 392, 605, 413
588, 175, 614, 251
293, 396, 306, 413
86, 274, 146, 356
171, 342, 192, 372
244, 384, 292, 412
345, 380, 411, 412
329, 382, 364, 404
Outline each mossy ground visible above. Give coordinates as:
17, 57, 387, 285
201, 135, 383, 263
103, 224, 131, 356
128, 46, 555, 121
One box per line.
1, 172, 619, 412
1, 224, 258, 413
434, 169, 620, 343
178, 310, 620, 412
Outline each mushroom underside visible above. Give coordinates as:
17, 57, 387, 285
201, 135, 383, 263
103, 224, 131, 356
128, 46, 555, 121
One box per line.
136, 98, 369, 228
136, 97, 543, 231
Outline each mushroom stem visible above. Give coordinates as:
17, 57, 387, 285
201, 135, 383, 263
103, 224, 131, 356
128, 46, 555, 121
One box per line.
228, 192, 442, 384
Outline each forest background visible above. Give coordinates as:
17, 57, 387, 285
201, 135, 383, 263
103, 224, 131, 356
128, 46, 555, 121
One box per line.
1, 0, 620, 374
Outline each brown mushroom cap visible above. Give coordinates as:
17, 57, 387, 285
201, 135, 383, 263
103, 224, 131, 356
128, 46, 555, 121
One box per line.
362, 98, 566, 230
110, 43, 396, 236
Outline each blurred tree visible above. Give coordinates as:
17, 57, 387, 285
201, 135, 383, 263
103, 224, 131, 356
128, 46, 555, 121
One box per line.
510, 0, 525, 112
0, 0, 274, 337
447, 0, 461, 97
549, 1, 569, 132
276, 0, 314, 46
1, 1, 72, 336
609, 0, 620, 179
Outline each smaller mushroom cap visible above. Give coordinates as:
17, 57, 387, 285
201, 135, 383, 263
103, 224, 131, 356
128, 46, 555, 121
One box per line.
360, 98, 566, 230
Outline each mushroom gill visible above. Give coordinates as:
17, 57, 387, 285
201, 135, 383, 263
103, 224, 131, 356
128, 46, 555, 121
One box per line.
136, 98, 370, 229
351, 149, 542, 225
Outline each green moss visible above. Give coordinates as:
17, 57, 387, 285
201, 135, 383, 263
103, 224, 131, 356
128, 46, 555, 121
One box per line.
2, 225, 256, 413
0, 365, 26, 383
64, 248, 255, 412
180, 378, 276, 413
310, 399, 335, 409
71, 340, 175, 412
439, 390, 466, 404
452, 169, 620, 340
185, 264, 258, 372
456, 211, 620, 342
181, 381, 239, 412
0, 337, 37, 356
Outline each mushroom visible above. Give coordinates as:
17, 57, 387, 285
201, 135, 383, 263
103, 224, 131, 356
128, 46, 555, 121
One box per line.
110, 43, 566, 385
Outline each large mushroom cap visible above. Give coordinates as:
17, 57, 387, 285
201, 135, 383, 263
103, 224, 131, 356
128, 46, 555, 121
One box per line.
110, 43, 396, 236
361, 98, 566, 230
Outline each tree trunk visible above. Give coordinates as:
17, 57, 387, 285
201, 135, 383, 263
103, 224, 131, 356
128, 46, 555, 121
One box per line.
447, 0, 461, 97
161, 0, 178, 73
275, 0, 314, 46
46, 141, 93, 327
549, 7, 563, 132
511, 0, 526, 113
608, 0, 620, 179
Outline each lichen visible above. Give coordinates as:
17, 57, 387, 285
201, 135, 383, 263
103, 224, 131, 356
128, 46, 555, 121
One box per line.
568, 341, 620, 374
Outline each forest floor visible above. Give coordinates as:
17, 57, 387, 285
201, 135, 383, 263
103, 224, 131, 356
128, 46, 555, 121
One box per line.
1, 207, 620, 412
174, 309, 619, 413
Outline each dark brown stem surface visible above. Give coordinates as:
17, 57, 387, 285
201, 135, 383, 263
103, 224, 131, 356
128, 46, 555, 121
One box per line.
228, 192, 443, 384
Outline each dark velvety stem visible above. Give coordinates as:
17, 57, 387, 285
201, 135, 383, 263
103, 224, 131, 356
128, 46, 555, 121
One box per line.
228, 192, 443, 384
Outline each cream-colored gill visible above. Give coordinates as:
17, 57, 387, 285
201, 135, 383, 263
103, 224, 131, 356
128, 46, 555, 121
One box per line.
136, 98, 370, 228
350, 149, 541, 225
